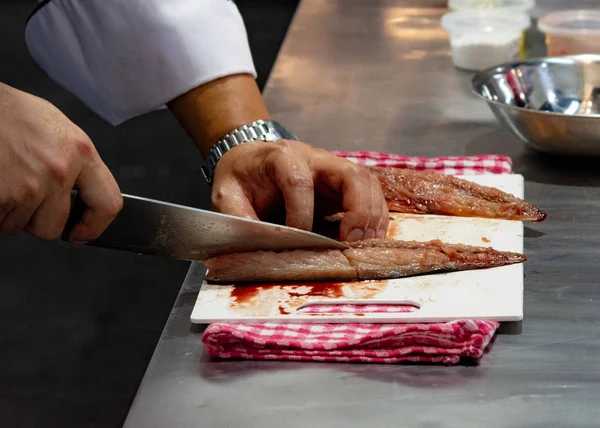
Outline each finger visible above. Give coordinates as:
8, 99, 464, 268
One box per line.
0, 198, 41, 235
334, 165, 373, 242
267, 156, 314, 231
377, 199, 390, 239
68, 160, 122, 242
211, 179, 259, 221
0, 198, 12, 226
25, 190, 71, 241
364, 174, 386, 240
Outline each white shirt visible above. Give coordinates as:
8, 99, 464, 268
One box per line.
25, 0, 257, 126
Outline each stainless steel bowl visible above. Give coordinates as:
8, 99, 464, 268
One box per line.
472, 54, 600, 156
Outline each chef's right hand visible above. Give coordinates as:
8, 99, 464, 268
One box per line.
0, 83, 122, 242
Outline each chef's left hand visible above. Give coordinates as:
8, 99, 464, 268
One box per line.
210, 139, 389, 242
167, 73, 388, 241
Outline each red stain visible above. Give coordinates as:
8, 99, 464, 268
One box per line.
230, 281, 348, 307
228, 280, 388, 314
481, 236, 491, 243
229, 283, 265, 307
288, 282, 349, 299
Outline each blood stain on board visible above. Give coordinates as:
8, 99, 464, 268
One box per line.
228, 280, 388, 316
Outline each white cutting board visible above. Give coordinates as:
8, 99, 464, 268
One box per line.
190, 174, 525, 324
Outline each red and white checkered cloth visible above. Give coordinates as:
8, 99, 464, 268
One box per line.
201, 153, 512, 365
330, 151, 513, 175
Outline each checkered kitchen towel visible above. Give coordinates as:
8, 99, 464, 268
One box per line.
330, 151, 512, 175
201, 153, 513, 364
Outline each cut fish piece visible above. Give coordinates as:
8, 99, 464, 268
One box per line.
204, 249, 356, 283
204, 238, 526, 283
369, 166, 546, 222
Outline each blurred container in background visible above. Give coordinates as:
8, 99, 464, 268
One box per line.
442, 9, 531, 71
448, 0, 535, 14
538, 10, 600, 56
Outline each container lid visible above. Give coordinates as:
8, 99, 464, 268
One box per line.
538, 10, 600, 35
449, 0, 535, 13
441, 9, 531, 33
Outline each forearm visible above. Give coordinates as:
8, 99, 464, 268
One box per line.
167, 74, 270, 157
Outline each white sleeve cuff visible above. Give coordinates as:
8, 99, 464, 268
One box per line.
25, 0, 257, 126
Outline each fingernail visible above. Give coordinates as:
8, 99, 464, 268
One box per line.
363, 228, 376, 240
376, 229, 386, 239
346, 228, 364, 242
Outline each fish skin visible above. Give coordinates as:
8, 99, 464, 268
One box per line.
204, 238, 526, 283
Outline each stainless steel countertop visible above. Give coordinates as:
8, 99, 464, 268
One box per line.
124, 1, 600, 427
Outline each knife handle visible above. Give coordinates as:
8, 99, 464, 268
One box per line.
61, 190, 87, 242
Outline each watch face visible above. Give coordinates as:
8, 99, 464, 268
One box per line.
272, 121, 299, 141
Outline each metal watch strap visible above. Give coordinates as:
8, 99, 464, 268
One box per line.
201, 119, 297, 184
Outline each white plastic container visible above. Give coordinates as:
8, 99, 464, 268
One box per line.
448, 0, 535, 14
441, 10, 531, 71
538, 10, 600, 57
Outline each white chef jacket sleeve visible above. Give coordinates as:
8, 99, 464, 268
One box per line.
25, 0, 257, 126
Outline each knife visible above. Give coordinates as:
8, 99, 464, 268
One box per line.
61, 191, 349, 262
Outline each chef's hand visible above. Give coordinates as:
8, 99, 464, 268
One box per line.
0, 82, 122, 242
211, 140, 389, 241
168, 73, 389, 241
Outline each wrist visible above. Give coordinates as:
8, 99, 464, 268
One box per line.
167, 73, 270, 157
200, 119, 298, 184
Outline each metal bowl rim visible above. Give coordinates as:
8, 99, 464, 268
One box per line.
471, 54, 600, 119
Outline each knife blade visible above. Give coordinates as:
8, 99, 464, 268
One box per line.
61, 191, 349, 262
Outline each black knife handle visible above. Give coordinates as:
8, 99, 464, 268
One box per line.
61, 190, 87, 242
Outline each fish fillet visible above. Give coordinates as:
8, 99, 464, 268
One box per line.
204, 238, 526, 283
368, 166, 546, 222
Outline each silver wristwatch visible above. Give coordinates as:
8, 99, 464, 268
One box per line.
201, 119, 298, 184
